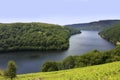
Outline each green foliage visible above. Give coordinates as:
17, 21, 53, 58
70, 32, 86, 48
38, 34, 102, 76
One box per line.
62, 56, 75, 69
99, 23, 120, 45
0, 23, 80, 52
65, 27, 81, 35
0, 69, 4, 76
41, 46, 120, 72
1, 61, 120, 80
41, 56, 76, 72
41, 61, 59, 72
4, 60, 17, 80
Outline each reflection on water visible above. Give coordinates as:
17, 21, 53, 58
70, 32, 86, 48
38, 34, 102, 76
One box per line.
0, 31, 115, 74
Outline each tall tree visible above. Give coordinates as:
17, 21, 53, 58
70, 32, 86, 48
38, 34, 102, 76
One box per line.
4, 61, 17, 80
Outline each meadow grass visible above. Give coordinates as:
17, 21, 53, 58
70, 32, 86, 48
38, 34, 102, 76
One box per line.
0, 61, 120, 80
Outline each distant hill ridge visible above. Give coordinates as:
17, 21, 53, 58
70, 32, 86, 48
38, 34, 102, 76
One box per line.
65, 20, 120, 31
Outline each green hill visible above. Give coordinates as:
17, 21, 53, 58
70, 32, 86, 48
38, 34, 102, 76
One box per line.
66, 20, 120, 31
99, 24, 120, 45
0, 22, 80, 52
0, 61, 120, 80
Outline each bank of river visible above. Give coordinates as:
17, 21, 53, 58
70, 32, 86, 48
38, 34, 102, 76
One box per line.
0, 31, 115, 74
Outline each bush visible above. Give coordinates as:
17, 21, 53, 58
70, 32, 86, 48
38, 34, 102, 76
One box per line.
41, 61, 59, 72
62, 56, 75, 69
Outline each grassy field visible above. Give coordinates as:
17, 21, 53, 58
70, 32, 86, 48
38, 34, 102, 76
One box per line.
0, 61, 120, 80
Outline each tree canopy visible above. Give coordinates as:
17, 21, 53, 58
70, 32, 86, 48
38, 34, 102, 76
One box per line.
0, 23, 80, 52
99, 23, 120, 45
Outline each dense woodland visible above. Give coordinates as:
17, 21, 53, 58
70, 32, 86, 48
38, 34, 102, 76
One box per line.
99, 23, 120, 45
0, 23, 80, 52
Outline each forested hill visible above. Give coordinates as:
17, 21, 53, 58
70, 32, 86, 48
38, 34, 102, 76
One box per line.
65, 20, 120, 31
0, 23, 80, 52
99, 24, 120, 45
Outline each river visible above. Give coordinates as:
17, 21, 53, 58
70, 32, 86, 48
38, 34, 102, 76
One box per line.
0, 31, 115, 74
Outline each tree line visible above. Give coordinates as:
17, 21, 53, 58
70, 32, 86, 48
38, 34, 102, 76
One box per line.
41, 46, 120, 72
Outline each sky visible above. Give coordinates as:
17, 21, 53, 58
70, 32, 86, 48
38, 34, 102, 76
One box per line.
0, 0, 120, 25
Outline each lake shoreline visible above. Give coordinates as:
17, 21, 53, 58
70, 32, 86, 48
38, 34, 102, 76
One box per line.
0, 31, 115, 74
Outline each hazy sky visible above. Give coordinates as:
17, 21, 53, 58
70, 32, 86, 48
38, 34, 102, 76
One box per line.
0, 0, 120, 25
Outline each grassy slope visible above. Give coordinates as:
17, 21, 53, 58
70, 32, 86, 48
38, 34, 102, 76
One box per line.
1, 61, 120, 80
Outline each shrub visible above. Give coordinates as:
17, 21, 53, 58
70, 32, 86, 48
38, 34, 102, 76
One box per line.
41, 61, 59, 72
62, 56, 75, 69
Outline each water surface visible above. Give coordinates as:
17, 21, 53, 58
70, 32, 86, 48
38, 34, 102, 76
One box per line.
0, 31, 115, 74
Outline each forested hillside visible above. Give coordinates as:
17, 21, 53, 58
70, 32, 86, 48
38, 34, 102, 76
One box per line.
99, 24, 120, 45
66, 20, 120, 31
0, 23, 80, 52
